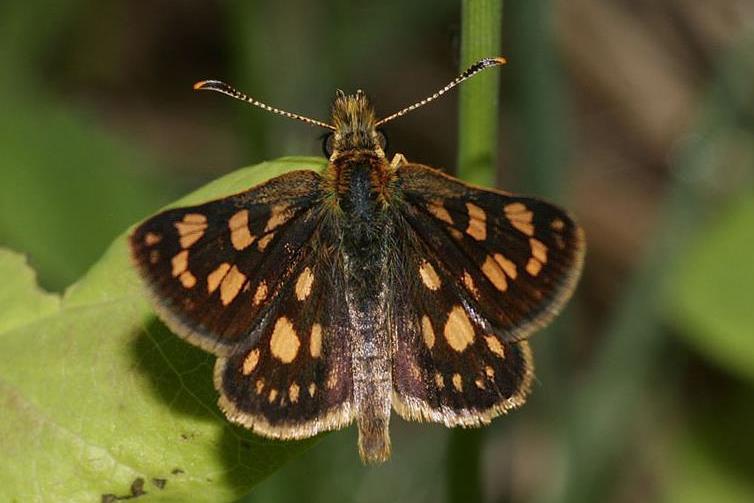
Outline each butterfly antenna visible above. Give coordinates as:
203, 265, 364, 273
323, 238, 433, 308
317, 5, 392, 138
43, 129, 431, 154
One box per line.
375, 57, 506, 127
193, 80, 336, 131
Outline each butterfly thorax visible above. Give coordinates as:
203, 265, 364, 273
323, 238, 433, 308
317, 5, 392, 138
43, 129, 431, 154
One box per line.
325, 92, 393, 317
325, 92, 395, 302
326, 91, 392, 203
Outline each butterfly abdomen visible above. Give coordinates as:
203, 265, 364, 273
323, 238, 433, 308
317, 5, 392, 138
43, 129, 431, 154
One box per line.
342, 248, 393, 463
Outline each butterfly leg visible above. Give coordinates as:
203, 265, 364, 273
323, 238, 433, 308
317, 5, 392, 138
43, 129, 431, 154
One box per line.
389, 153, 408, 170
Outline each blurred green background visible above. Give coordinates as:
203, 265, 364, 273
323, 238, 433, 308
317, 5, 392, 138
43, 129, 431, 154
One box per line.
1, 0, 753, 501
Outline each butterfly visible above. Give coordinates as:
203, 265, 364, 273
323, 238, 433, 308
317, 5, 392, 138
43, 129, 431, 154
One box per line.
129, 57, 585, 464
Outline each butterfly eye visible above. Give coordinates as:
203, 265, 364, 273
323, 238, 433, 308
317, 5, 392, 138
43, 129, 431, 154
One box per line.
322, 132, 335, 157
376, 129, 388, 151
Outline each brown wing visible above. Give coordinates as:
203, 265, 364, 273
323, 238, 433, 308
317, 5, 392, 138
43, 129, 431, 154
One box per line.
214, 227, 355, 438
130, 170, 355, 437
389, 163, 585, 425
395, 163, 585, 343
130, 170, 324, 356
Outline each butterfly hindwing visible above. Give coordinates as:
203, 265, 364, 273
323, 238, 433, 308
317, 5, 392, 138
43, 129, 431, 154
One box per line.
389, 163, 584, 423
389, 212, 533, 425
215, 231, 355, 437
130, 170, 324, 356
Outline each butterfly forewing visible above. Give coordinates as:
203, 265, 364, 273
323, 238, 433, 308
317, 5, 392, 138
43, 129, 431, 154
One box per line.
396, 163, 585, 344
130, 170, 324, 355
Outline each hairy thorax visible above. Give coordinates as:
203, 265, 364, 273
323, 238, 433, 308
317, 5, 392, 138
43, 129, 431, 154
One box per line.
326, 151, 393, 302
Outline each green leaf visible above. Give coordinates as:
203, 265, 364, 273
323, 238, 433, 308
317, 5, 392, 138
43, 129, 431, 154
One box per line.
0, 157, 326, 502
666, 193, 754, 382
0, 249, 60, 333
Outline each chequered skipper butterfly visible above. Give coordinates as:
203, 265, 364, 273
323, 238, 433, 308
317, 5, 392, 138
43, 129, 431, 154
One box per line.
130, 57, 585, 464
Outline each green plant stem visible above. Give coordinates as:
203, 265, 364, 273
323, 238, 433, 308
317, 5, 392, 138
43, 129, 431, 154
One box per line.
448, 1, 503, 502
456, 0, 504, 186
447, 428, 485, 503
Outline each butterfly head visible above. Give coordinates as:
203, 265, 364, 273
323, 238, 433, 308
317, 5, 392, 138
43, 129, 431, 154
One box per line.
325, 89, 386, 159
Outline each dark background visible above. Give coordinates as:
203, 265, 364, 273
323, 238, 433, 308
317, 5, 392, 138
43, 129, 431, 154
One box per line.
1, 1, 753, 502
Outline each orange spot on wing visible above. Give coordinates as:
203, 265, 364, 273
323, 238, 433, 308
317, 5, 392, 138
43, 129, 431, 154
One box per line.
295, 267, 315, 301
253, 281, 268, 306
264, 204, 293, 232
481, 255, 507, 292
427, 200, 453, 225
530, 238, 548, 263
220, 265, 246, 305
465, 202, 487, 241
242, 349, 260, 375
493, 253, 517, 279
171, 250, 189, 277
452, 373, 463, 391
289, 383, 300, 403
419, 260, 441, 290
229, 209, 255, 251
144, 232, 162, 246
179, 271, 197, 288
258, 233, 274, 251
484, 336, 505, 358
175, 213, 208, 248
207, 262, 231, 293
269, 317, 300, 363
504, 203, 534, 236
444, 306, 475, 352
421, 315, 435, 349
526, 257, 543, 276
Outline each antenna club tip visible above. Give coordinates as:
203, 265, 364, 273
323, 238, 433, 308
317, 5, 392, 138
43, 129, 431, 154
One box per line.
493, 56, 507, 65
193, 80, 208, 91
